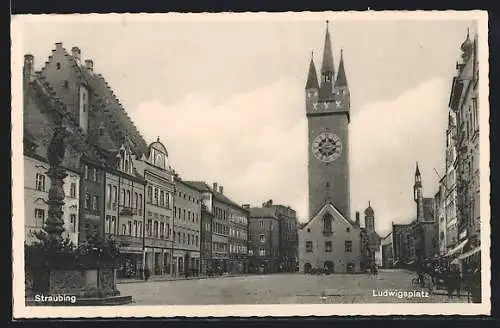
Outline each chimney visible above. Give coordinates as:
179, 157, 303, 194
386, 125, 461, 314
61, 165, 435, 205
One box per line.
242, 204, 250, 210
219, 186, 223, 194
213, 182, 218, 192
85, 59, 94, 71
71, 46, 81, 62
55, 42, 63, 50
355, 211, 360, 226
23, 54, 34, 83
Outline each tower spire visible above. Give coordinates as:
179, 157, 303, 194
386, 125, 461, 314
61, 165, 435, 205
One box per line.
415, 161, 421, 177
321, 20, 335, 76
305, 51, 319, 89
335, 48, 348, 87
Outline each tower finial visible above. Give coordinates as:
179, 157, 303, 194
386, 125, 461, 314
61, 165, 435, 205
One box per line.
467, 27, 470, 39
369, 201, 371, 207
157, 136, 160, 142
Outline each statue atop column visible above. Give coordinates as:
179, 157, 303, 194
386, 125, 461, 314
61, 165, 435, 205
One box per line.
44, 119, 69, 241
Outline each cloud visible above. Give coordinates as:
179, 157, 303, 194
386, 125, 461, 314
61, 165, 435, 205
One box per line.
131, 76, 449, 236
350, 77, 449, 235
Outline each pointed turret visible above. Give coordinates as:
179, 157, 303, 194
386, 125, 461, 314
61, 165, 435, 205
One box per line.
415, 162, 421, 179
305, 52, 319, 90
335, 49, 348, 87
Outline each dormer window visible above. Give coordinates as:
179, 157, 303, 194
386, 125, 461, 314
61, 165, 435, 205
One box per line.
124, 159, 129, 173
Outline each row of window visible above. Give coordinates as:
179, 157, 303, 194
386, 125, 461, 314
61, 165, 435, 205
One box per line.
33, 208, 77, 232
83, 165, 102, 183
35, 174, 77, 198
229, 227, 247, 240
248, 248, 266, 257
173, 206, 199, 224
230, 215, 247, 226
213, 242, 228, 253
214, 206, 229, 221
106, 184, 144, 215
305, 240, 353, 253
213, 222, 228, 236
177, 190, 200, 204
84, 193, 100, 211
229, 243, 247, 254
146, 185, 171, 209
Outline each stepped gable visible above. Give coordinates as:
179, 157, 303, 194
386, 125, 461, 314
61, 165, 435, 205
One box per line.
49, 44, 148, 157
88, 72, 148, 156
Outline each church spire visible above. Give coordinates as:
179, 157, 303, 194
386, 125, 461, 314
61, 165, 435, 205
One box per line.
305, 52, 319, 89
335, 48, 348, 87
321, 20, 335, 76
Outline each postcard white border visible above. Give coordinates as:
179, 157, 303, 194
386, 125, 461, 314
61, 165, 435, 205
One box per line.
11, 10, 490, 318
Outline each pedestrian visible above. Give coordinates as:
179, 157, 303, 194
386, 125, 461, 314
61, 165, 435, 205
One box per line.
144, 267, 150, 281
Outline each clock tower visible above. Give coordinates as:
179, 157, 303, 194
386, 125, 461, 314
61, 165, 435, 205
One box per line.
306, 21, 351, 220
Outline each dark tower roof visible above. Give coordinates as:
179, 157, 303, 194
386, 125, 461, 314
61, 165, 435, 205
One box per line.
321, 21, 335, 75
335, 48, 348, 87
415, 162, 421, 176
305, 53, 319, 89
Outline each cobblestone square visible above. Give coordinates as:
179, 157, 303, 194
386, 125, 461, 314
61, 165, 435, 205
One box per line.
117, 269, 469, 305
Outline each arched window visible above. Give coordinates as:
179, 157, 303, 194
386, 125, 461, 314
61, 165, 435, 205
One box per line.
124, 159, 129, 173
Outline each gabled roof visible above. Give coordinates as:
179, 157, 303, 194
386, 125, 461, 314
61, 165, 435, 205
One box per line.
300, 202, 359, 230
28, 73, 106, 163
183, 180, 248, 212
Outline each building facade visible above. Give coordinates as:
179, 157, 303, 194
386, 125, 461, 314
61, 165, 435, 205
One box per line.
298, 22, 362, 274
173, 179, 202, 276
104, 142, 146, 279
448, 30, 480, 256
247, 205, 280, 274
24, 143, 80, 246
228, 203, 249, 274
133, 140, 175, 277
200, 202, 214, 275
392, 222, 415, 266
23, 53, 104, 247
275, 203, 299, 273
435, 178, 448, 256
381, 232, 394, 269
444, 111, 460, 252
37, 42, 149, 247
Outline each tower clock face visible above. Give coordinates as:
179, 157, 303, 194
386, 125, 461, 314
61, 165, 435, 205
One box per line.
312, 132, 342, 162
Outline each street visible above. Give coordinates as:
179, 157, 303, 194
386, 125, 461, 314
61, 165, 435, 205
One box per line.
117, 269, 469, 305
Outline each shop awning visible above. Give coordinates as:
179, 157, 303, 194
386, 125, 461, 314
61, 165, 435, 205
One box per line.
445, 239, 468, 258
457, 246, 481, 260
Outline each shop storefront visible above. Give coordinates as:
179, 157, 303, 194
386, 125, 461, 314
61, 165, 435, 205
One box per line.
117, 248, 143, 279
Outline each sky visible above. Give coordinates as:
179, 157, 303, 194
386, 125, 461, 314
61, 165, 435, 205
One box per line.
17, 13, 478, 236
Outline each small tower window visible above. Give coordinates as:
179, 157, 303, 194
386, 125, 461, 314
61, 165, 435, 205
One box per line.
63, 80, 68, 88
56, 62, 61, 70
